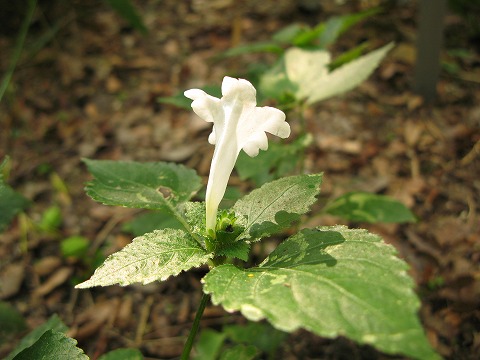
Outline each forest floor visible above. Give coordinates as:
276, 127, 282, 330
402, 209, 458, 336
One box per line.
0, 0, 479, 359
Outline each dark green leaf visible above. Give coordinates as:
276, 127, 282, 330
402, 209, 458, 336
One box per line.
233, 174, 322, 240
193, 329, 226, 360
324, 192, 417, 223
329, 42, 370, 69
236, 135, 311, 186
157, 93, 193, 110
272, 23, 308, 44
104, 0, 147, 34
5, 315, 68, 360
219, 42, 283, 58
76, 228, 211, 288
98, 348, 143, 360
292, 23, 327, 47
224, 322, 286, 354
203, 226, 439, 360
0, 181, 29, 232
296, 8, 380, 48
158, 85, 221, 110
12, 330, 87, 360
0, 302, 27, 345
215, 240, 250, 262
219, 344, 258, 360
122, 211, 184, 237
83, 159, 201, 213
184, 203, 250, 261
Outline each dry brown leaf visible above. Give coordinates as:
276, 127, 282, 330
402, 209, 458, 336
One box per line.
0, 263, 25, 299
73, 299, 120, 340
432, 217, 469, 247
115, 296, 133, 329
33, 256, 62, 277
33, 267, 73, 297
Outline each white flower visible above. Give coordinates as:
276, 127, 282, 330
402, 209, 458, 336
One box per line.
185, 76, 290, 234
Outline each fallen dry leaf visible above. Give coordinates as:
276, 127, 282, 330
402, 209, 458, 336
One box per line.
0, 263, 25, 299
33, 267, 73, 298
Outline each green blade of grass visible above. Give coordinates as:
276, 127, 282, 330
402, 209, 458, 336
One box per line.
0, 0, 37, 102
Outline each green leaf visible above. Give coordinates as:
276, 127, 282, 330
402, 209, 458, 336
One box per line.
285, 42, 394, 105
38, 205, 62, 232
258, 58, 297, 102
329, 42, 370, 70
158, 85, 221, 110
157, 93, 192, 109
219, 344, 258, 360
291, 8, 377, 49
5, 315, 68, 360
0, 302, 27, 345
236, 135, 311, 186
76, 228, 211, 288
83, 159, 201, 213
0, 156, 11, 181
0, 181, 30, 232
272, 23, 307, 44
122, 211, 184, 237
184, 202, 207, 237
233, 174, 322, 240
12, 330, 88, 360
219, 42, 283, 58
224, 322, 286, 354
291, 23, 327, 47
98, 348, 143, 360
61, 236, 90, 258
203, 226, 439, 360
184, 204, 250, 261
324, 192, 417, 223
215, 240, 250, 262
193, 329, 226, 360
104, 0, 147, 34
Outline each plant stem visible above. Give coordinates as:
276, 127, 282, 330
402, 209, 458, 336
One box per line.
180, 292, 210, 360
297, 105, 307, 174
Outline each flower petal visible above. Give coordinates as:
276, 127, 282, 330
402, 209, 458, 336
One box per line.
221, 77, 256, 105
184, 89, 223, 123
237, 106, 290, 157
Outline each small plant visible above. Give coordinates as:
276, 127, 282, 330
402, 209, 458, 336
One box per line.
75, 77, 438, 359
193, 322, 287, 360
3, 313, 142, 360
0, 157, 30, 232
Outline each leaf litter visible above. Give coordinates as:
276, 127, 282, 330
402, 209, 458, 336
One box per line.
0, 0, 479, 358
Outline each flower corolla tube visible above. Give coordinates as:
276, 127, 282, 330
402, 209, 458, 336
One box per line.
185, 76, 290, 234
